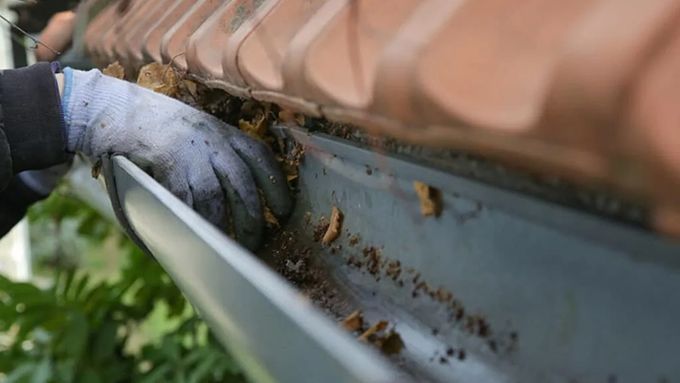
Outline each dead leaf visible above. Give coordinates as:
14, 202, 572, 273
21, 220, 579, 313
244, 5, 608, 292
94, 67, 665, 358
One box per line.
322, 206, 343, 245
282, 143, 304, 186
91, 159, 103, 179
358, 320, 388, 342
102, 61, 125, 79
183, 79, 198, 99
341, 310, 363, 332
378, 331, 405, 355
238, 114, 268, 141
263, 205, 280, 228
356, 319, 405, 355
278, 108, 305, 126
136, 62, 180, 97
259, 190, 280, 228
413, 181, 442, 217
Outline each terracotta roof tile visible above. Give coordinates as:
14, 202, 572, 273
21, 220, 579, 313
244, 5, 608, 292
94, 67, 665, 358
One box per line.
626, 19, 680, 233
84, 0, 121, 63
278, 0, 420, 110
539, 0, 680, 158
221, 0, 274, 90
142, 0, 195, 64
114, 0, 168, 72
236, 0, 328, 94
185, 1, 250, 84
160, 0, 225, 71
417, 0, 595, 131
81, 0, 680, 235
99, 0, 144, 64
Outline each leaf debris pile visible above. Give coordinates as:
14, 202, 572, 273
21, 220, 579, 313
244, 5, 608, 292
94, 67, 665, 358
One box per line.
108, 61, 305, 194
263, 230, 344, 313
238, 101, 273, 144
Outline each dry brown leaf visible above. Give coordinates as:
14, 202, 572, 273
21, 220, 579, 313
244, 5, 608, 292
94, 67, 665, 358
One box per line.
340, 310, 363, 332
356, 318, 405, 355
238, 114, 268, 141
282, 144, 304, 185
263, 205, 280, 228
321, 206, 343, 245
413, 181, 442, 217
91, 159, 103, 179
358, 320, 388, 342
278, 108, 305, 126
183, 79, 198, 99
136, 62, 180, 97
102, 61, 125, 79
258, 190, 280, 228
378, 331, 405, 355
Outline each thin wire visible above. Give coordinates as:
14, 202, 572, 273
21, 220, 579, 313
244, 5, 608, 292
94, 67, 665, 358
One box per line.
8, 27, 35, 49
0, 13, 61, 55
164, 51, 186, 78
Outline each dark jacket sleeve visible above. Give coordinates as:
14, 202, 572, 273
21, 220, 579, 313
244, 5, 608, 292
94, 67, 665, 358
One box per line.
0, 175, 47, 236
0, 62, 69, 235
0, 62, 68, 179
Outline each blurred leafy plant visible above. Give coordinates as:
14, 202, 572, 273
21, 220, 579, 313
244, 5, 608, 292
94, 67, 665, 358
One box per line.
0, 187, 246, 383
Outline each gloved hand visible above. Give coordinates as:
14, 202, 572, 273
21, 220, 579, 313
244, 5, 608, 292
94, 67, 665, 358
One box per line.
61, 68, 291, 250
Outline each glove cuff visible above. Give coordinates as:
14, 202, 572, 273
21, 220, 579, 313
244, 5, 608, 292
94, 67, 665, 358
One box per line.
62, 67, 94, 152
62, 67, 133, 154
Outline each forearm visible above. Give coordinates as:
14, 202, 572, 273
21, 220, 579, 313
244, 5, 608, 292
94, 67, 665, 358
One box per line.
35, 11, 76, 62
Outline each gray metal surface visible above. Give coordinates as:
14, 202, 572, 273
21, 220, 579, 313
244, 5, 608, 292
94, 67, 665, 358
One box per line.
105, 125, 680, 383
285, 127, 680, 383
109, 156, 402, 383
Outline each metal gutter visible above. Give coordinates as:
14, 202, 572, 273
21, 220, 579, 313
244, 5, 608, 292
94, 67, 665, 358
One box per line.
107, 156, 402, 383
99, 126, 680, 382
268, 126, 680, 382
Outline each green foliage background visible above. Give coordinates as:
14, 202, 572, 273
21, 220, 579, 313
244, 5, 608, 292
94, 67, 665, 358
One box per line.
0, 185, 247, 383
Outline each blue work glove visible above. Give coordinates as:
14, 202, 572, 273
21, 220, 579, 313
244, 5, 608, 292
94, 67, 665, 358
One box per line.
61, 68, 291, 249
